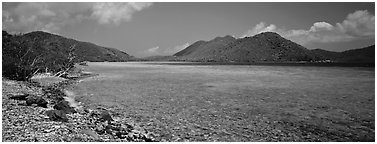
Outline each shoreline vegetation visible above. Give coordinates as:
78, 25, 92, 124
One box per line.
2, 68, 157, 142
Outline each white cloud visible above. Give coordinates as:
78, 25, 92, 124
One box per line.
91, 2, 152, 25
2, 10, 13, 23
129, 2, 153, 11
144, 43, 190, 56
163, 43, 190, 55
241, 10, 374, 46
147, 46, 160, 53
241, 22, 277, 38
336, 10, 375, 37
2, 2, 153, 33
3, 3, 92, 33
309, 22, 334, 32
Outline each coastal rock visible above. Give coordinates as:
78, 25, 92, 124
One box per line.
100, 110, 114, 122
45, 110, 68, 122
3, 77, 158, 142
26, 95, 48, 108
9, 94, 29, 100
80, 129, 100, 139
54, 100, 76, 114
43, 87, 66, 101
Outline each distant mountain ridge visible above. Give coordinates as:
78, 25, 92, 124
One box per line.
173, 32, 374, 64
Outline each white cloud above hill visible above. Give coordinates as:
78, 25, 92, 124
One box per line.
241, 10, 375, 46
144, 43, 190, 57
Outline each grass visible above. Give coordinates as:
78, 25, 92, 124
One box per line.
69, 62, 374, 141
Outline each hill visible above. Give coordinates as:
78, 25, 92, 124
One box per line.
311, 45, 375, 63
174, 35, 236, 59
338, 45, 374, 63
2, 30, 134, 80
15, 31, 134, 62
174, 32, 319, 62
173, 32, 374, 64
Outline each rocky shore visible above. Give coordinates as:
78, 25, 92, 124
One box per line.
2, 72, 158, 142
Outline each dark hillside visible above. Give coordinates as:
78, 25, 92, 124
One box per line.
174, 35, 236, 61
338, 45, 374, 63
221, 32, 318, 62
21, 31, 134, 62
174, 32, 374, 64
310, 49, 339, 61
2, 30, 134, 80
174, 32, 319, 62
174, 40, 207, 57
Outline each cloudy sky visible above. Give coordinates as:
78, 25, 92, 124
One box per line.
2, 2, 375, 57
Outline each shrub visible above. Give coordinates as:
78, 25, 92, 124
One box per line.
2, 31, 77, 81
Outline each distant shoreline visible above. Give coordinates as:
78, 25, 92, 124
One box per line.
132, 61, 375, 68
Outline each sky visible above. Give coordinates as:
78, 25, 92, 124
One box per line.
2, 2, 375, 57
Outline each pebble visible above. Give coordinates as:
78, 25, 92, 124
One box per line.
2, 78, 157, 142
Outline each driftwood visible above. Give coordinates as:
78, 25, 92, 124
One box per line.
54, 44, 77, 78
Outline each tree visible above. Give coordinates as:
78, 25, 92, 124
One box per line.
55, 44, 77, 77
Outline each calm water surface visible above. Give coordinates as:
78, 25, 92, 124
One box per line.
69, 62, 374, 141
